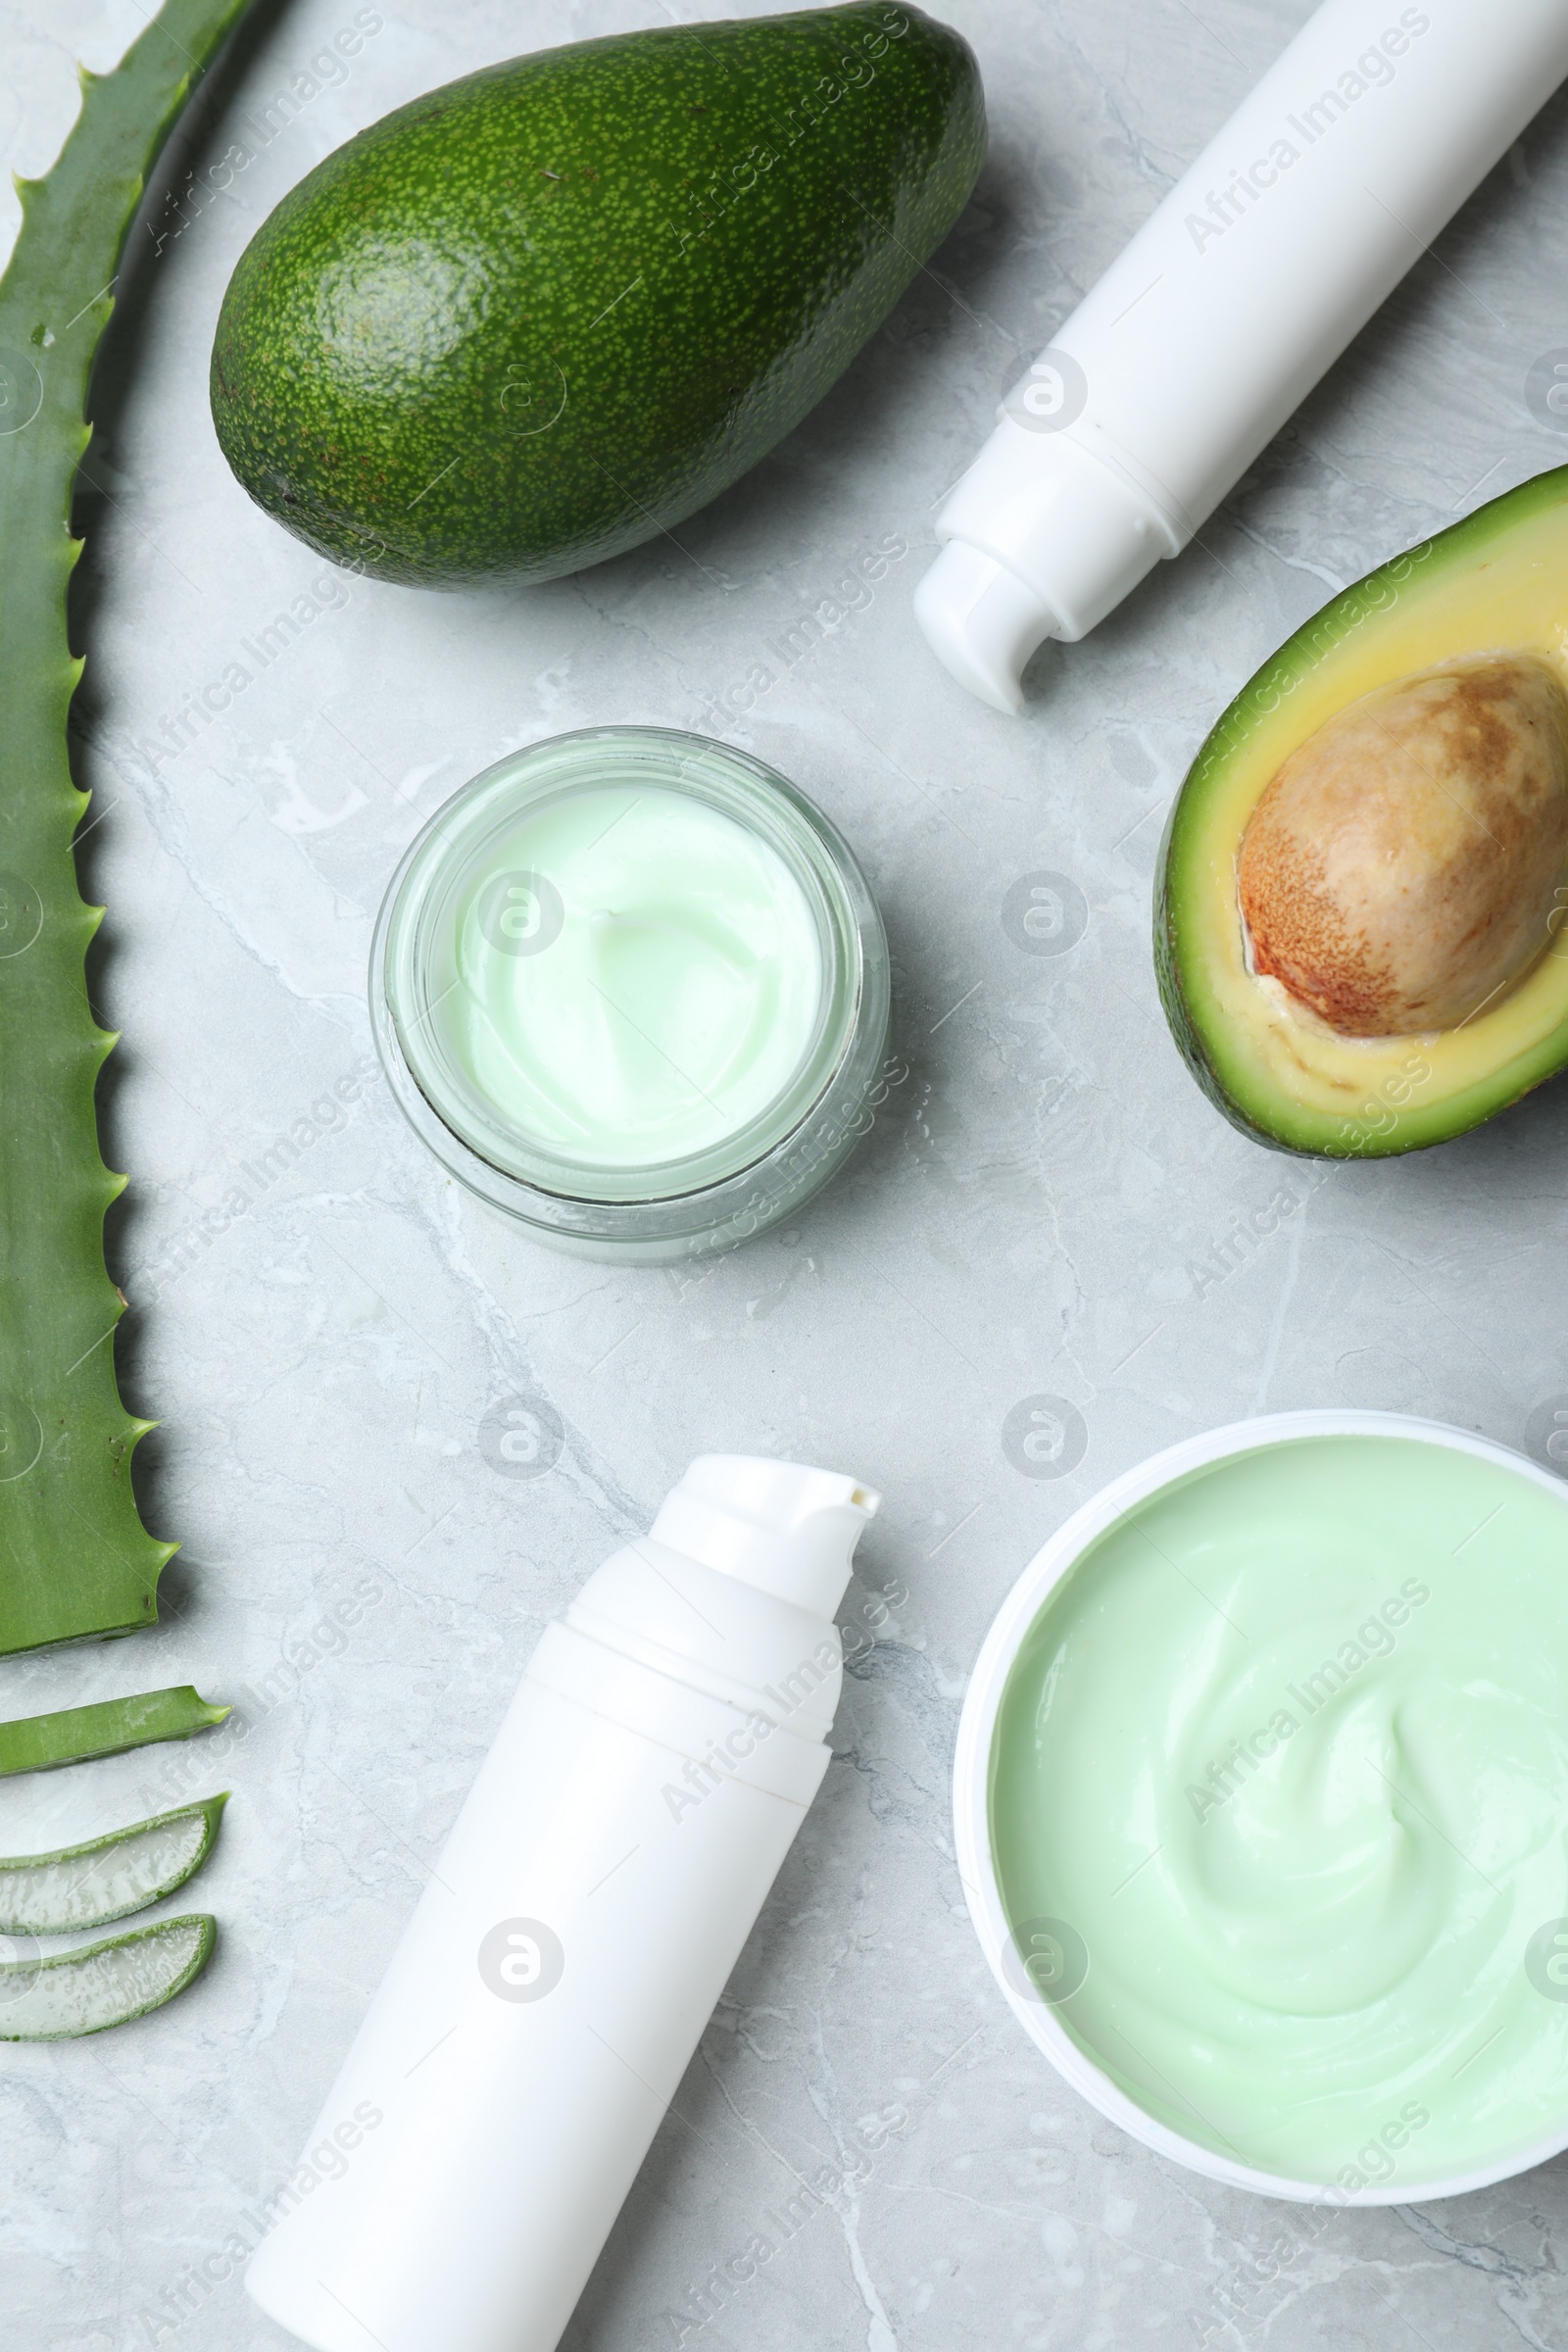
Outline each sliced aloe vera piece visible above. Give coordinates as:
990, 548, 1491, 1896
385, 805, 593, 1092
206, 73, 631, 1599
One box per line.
0, 1793, 226, 1936
0, 1913, 215, 2039
0, 1685, 227, 1776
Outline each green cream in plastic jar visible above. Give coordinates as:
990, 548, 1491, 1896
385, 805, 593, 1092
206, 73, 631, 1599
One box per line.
973, 1419, 1568, 2197
371, 727, 890, 1261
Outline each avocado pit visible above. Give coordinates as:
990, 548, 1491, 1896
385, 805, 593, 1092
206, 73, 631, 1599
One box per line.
1238, 656, 1568, 1037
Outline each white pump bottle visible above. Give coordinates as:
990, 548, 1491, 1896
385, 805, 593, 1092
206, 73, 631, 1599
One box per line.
246, 1454, 880, 2352
915, 0, 1568, 712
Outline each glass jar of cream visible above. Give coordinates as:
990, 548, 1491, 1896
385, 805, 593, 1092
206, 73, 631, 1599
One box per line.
370, 726, 891, 1261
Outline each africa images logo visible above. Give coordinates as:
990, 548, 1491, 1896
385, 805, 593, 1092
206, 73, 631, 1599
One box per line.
1001, 350, 1088, 436
479, 1395, 564, 1481
477, 1919, 565, 2004
1182, 9, 1431, 254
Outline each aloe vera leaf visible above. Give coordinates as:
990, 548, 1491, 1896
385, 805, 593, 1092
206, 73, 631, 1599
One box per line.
0, 1912, 216, 2040
0, 1791, 226, 1935
0, 1685, 228, 1776
0, 0, 258, 1655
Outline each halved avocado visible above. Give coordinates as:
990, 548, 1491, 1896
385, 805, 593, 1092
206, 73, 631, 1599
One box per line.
1156, 465, 1568, 1156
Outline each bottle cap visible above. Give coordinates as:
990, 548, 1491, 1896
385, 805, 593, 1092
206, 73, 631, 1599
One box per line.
915, 418, 1183, 713
651, 1455, 880, 1620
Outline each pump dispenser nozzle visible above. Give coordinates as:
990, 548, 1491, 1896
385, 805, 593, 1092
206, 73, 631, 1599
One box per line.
915, 421, 1179, 714
651, 1453, 880, 1619
913, 542, 1057, 716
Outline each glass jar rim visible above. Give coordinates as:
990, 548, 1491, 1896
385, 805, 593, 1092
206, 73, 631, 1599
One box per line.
370, 726, 887, 1226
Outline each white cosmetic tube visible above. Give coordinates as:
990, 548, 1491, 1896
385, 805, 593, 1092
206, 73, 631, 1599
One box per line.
915, 0, 1568, 712
245, 1455, 879, 2352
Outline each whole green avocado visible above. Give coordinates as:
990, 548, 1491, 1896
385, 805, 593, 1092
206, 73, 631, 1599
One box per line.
210, 3, 986, 587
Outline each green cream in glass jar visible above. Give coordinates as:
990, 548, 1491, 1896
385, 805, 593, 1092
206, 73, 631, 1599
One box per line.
371, 727, 890, 1260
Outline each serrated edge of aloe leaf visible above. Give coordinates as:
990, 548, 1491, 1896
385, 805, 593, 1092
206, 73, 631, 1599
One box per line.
0, 0, 261, 1657
0, 1791, 227, 1936
0, 1685, 229, 1776
0, 1911, 217, 2040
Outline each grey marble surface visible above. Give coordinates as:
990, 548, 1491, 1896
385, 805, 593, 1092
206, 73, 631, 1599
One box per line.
7, 0, 1568, 2344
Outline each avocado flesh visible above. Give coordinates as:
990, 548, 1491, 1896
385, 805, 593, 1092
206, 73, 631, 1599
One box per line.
208, 5, 986, 588
1156, 466, 1568, 1156
1239, 655, 1568, 1036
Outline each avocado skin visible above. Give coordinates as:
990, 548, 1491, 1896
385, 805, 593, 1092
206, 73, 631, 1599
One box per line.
209, 5, 985, 587
1154, 466, 1568, 1159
